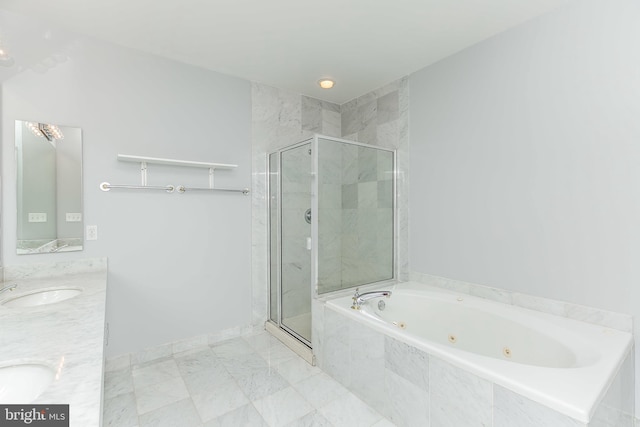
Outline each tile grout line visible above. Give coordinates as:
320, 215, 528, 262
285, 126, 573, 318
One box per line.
106, 333, 392, 426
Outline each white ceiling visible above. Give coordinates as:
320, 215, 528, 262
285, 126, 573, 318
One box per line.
0, 0, 570, 104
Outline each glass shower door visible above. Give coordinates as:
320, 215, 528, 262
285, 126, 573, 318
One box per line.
268, 136, 395, 348
271, 143, 312, 345
268, 152, 279, 325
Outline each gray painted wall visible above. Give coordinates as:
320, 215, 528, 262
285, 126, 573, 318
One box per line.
2, 37, 252, 356
409, 0, 640, 414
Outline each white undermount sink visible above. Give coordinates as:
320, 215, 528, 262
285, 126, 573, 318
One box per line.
0, 363, 55, 403
1, 288, 82, 308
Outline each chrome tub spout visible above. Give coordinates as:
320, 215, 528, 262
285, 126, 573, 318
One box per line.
351, 288, 392, 310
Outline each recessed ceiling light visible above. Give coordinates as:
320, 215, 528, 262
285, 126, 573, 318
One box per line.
318, 79, 335, 89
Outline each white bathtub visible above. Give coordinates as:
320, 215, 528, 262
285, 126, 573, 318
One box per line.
325, 281, 633, 423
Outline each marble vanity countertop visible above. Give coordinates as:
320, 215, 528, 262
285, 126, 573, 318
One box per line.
0, 258, 108, 427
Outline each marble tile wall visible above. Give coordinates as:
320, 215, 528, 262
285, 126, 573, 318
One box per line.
253, 78, 409, 327
319, 306, 431, 425
316, 303, 634, 427
589, 351, 635, 427
251, 83, 341, 327
340, 78, 409, 282
493, 386, 586, 427
410, 271, 634, 333
316, 140, 344, 290
316, 140, 395, 294
310, 298, 325, 367
430, 357, 493, 426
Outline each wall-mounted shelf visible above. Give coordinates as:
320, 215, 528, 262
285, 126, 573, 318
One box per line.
100, 154, 249, 195
117, 154, 237, 170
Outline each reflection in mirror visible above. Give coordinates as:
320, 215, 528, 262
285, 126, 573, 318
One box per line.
15, 120, 83, 254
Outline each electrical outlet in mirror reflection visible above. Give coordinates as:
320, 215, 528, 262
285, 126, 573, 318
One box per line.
66, 212, 82, 222
28, 212, 47, 223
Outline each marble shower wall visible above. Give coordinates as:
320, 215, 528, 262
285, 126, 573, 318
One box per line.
316, 139, 395, 294
252, 77, 409, 326
316, 139, 344, 291
251, 83, 341, 326
340, 77, 410, 282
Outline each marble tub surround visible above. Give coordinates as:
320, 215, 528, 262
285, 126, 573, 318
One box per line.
410, 271, 634, 333
318, 302, 635, 426
0, 258, 108, 427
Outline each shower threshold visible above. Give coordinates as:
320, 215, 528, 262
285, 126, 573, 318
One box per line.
283, 312, 312, 343
265, 321, 315, 366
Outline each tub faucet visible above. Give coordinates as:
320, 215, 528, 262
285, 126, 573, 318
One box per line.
0, 284, 17, 295
351, 288, 392, 310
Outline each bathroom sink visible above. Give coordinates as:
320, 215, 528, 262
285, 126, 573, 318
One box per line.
0, 363, 55, 403
2, 288, 82, 308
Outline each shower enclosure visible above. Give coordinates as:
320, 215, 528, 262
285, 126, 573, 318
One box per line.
268, 135, 395, 352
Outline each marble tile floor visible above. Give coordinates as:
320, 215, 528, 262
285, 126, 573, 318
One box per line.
103, 331, 395, 427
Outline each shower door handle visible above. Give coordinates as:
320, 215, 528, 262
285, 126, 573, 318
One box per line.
306, 237, 312, 251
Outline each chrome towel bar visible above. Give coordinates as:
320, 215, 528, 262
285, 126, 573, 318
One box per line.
99, 182, 249, 195
100, 182, 175, 192
177, 186, 250, 195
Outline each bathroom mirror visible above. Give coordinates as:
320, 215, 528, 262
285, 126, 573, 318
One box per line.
15, 120, 83, 254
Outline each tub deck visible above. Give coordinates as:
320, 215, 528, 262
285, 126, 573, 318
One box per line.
322, 282, 633, 423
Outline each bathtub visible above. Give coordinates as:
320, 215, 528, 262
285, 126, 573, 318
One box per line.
322, 281, 633, 423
